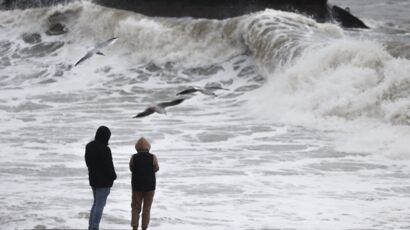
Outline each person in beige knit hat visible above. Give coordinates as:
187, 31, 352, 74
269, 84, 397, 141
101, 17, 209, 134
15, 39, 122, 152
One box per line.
129, 137, 159, 230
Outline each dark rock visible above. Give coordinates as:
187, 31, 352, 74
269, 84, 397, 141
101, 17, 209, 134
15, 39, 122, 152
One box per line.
97, 1, 368, 29
94, 0, 329, 22
22, 33, 42, 44
46, 23, 68, 36
331, 5, 369, 29
2, 0, 369, 29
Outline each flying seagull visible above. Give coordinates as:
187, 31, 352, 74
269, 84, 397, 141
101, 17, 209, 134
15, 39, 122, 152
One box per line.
176, 86, 229, 96
74, 37, 118, 66
133, 98, 185, 118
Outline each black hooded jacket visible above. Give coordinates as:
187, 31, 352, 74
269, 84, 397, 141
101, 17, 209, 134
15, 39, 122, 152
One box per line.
85, 126, 117, 187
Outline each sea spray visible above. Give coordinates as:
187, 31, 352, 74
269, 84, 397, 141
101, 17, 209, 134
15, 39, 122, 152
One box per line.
241, 9, 343, 68
244, 25, 410, 158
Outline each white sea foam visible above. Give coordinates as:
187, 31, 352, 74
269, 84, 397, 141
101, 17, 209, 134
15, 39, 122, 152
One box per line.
245, 29, 410, 158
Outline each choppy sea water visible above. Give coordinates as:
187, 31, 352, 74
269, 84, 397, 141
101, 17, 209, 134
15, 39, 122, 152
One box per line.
0, 1, 409, 229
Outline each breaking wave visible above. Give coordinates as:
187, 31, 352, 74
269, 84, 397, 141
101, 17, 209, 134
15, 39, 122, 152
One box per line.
1, 1, 409, 155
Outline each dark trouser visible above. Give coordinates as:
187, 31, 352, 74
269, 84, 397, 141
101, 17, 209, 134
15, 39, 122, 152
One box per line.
131, 190, 155, 229
89, 187, 110, 230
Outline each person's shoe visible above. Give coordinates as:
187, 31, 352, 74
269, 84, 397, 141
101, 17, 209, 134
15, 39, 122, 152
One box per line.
132, 227, 138, 230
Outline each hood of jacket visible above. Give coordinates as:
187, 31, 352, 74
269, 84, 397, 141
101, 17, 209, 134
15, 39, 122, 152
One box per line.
95, 126, 111, 146
135, 137, 151, 152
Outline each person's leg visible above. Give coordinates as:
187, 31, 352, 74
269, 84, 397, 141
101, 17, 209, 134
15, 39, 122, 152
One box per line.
131, 191, 143, 229
141, 191, 155, 230
88, 187, 96, 230
89, 187, 110, 230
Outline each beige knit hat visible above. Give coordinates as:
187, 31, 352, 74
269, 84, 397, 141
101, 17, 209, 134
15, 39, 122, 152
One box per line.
135, 137, 151, 152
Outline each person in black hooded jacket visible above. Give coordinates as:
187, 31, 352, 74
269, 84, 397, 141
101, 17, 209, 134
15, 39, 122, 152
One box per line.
85, 126, 117, 230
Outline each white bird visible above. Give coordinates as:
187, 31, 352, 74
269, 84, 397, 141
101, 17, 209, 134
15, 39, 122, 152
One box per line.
74, 37, 118, 66
133, 98, 185, 118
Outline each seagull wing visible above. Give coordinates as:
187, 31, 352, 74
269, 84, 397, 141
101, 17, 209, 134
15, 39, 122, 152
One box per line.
96, 37, 118, 49
74, 51, 94, 66
133, 107, 155, 118
176, 88, 199, 95
157, 98, 185, 108
75, 37, 117, 67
